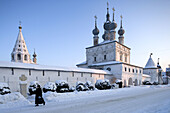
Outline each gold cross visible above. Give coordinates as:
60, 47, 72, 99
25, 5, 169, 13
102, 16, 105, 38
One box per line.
107, 2, 109, 8
120, 15, 123, 19
112, 7, 115, 12
94, 15, 97, 20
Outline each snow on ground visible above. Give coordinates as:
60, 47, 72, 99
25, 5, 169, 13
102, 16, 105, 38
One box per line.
0, 85, 170, 113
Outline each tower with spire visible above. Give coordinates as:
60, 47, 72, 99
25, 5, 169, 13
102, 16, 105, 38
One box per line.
92, 16, 99, 46
11, 22, 34, 64
118, 15, 125, 44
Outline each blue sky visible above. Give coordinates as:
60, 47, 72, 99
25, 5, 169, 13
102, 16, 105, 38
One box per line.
0, 0, 170, 71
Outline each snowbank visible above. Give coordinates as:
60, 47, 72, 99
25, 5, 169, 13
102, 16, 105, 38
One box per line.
0, 92, 30, 108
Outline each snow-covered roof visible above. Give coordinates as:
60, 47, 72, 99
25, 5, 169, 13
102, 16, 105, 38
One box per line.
89, 61, 122, 66
144, 57, 157, 69
142, 74, 151, 78
0, 61, 111, 75
76, 61, 87, 66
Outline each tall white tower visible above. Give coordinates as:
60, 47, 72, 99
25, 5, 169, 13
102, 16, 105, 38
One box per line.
11, 23, 32, 63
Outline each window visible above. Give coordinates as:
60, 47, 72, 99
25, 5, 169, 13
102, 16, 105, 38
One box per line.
23, 45, 25, 48
12, 68, 14, 75
99, 75, 100, 78
120, 52, 123, 61
12, 54, 14, 60
133, 69, 134, 73
106, 67, 111, 71
3, 76, 5, 82
72, 72, 74, 77
36, 76, 38, 81
125, 67, 127, 72
67, 77, 68, 82
58, 71, 60, 76
90, 74, 92, 77
125, 55, 127, 62
136, 69, 138, 73
94, 57, 96, 62
43, 70, 45, 76
29, 70, 31, 75
18, 45, 20, 47
140, 70, 142, 74
17, 54, 21, 60
81, 73, 83, 77
24, 55, 27, 61
104, 55, 106, 60
129, 68, 131, 72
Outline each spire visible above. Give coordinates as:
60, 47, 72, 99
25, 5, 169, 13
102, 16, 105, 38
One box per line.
157, 58, 161, 68
112, 7, 115, 21
95, 15, 97, 28
11, 23, 32, 63
106, 2, 110, 22
120, 15, 123, 28
92, 15, 99, 36
144, 53, 157, 69
150, 53, 153, 58
33, 49, 37, 64
33, 49, 37, 58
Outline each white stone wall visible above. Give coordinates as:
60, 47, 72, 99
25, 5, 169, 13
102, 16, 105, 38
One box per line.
143, 68, 158, 82
115, 42, 130, 64
121, 64, 143, 86
86, 42, 116, 66
0, 67, 105, 92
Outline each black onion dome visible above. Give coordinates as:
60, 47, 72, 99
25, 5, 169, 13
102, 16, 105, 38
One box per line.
102, 34, 105, 40
104, 22, 111, 30
92, 27, 99, 35
110, 21, 117, 30
118, 28, 125, 35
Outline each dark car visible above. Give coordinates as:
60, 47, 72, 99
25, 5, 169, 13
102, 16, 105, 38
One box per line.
0, 83, 11, 95
76, 81, 89, 91
43, 82, 57, 93
95, 79, 111, 90
55, 80, 69, 93
143, 81, 152, 85
28, 81, 40, 95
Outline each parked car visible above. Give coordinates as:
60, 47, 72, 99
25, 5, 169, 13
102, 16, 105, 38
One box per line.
55, 80, 69, 93
95, 79, 111, 90
76, 81, 89, 91
28, 81, 40, 95
115, 79, 123, 88
43, 82, 57, 93
85, 81, 94, 90
0, 82, 11, 95
68, 86, 75, 92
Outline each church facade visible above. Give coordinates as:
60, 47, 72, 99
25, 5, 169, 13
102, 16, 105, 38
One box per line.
77, 4, 154, 86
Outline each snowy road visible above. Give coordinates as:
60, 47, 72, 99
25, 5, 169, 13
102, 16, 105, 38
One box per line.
1, 86, 170, 113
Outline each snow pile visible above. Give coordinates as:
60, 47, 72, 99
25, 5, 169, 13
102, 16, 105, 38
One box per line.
0, 92, 30, 108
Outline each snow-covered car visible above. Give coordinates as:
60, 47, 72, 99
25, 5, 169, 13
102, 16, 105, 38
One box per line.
95, 79, 111, 90
76, 81, 89, 91
68, 86, 75, 92
111, 83, 119, 89
85, 81, 94, 90
55, 80, 69, 93
43, 82, 57, 93
0, 82, 11, 95
28, 81, 40, 95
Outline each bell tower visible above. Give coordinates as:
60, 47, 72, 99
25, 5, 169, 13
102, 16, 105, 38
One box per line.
11, 22, 32, 63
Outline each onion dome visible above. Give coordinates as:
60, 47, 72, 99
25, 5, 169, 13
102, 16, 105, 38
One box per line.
118, 15, 125, 36
92, 16, 99, 35
110, 8, 117, 30
104, 2, 111, 30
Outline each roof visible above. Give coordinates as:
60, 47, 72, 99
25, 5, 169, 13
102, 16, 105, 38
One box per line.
86, 40, 131, 50
89, 61, 143, 68
144, 57, 157, 69
0, 61, 111, 75
76, 61, 87, 66
142, 74, 151, 78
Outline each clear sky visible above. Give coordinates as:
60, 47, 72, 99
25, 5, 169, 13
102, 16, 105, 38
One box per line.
0, 0, 170, 71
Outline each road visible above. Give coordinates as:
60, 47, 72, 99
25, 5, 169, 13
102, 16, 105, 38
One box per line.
1, 86, 170, 113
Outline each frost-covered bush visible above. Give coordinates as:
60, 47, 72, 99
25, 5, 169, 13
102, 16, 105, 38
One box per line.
28, 81, 40, 95
84, 81, 94, 90
0, 82, 11, 95
55, 80, 69, 93
95, 79, 111, 90
43, 82, 57, 93
76, 81, 89, 91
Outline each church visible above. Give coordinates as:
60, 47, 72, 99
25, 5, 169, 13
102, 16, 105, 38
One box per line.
77, 3, 159, 86
0, 3, 160, 95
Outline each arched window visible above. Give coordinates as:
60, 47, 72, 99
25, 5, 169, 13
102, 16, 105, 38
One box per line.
120, 52, 123, 61
125, 54, 127, 62
24, 55, 27, 61
17, 54, 21, 60
106, 67, 111, 71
